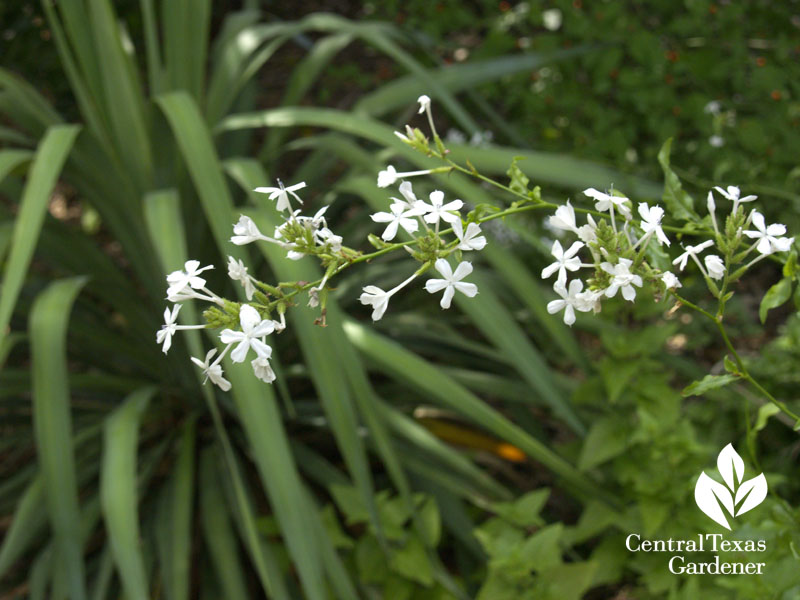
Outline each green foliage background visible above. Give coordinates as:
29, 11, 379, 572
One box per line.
1, 1, 799, 599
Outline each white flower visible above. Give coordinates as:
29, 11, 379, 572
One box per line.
452, 220, 487, 251
713, 185, 756, 214
227, 256, 255, 300
377, 165, 399, 188
541, 240, 584, 284
547, 279, 583, 326
371, 203, 423, 241
637, 203, 670, 246
254, 181, 306, 213
583, 188, 631, 218
704, 101, 721, 115
542, 8, 562, 31
219, 304, 275, 363
359, 286, 392, 321
709, 135, 725, 148
577, 214, 598, 244
548, 200, 579, 234
417, 95, 431, 114
166, 260, 214, 297
392, 181, 418, 210
157, 305, 181, 353
416, 190, 463, 225
231, 215, 268, 245
672, 240, 714, 271
574, 288, 603, 313
601, 258, 643, 301
743, 211, 793, 255
661, 271, 682, 290
425, 259, 478, 309
190, 349, 231, 391
251, 356, 276, 383
316, 227, 343, 252
704, 255, 726, 280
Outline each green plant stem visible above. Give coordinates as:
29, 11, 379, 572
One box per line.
263, 201, 547, 309
671, 291, 800, 425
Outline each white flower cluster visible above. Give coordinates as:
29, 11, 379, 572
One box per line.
156, 260, 285, 390
544, 185, 794, 326
359, 179, 486, 320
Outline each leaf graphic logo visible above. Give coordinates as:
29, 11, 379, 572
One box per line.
694, 444, 768, 530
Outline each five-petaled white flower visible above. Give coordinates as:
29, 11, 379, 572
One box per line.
166, 260, 214, 297
672, 240, 714, 271
453, 220, 487, 251
638, 203, 670, 246
254, 181, 306, 213
583, 188, 631, 218
191, 349, 231, 391
661, 271, 682, 290
425, 259, 478, 309
541, 240, 584, 284
156, 304, 207, 353
251, 356, 276, 383
713, 185, 756, 214
575, 288, 603, 314
704, 255, 725, 280
601, 258, 643, 301
231, 215, 269, 246
359, 286, 393, 321
416, 191, 463, 225
227, 256, 256, 300
547, 279, 584, 326
371, 203, 423, 241
743, 211, 793, 255
157, 305, 181, 353
316, 227, 343, 252
417, 95, 431, 114
548, 200, 579, 234
220, 304, 276, 363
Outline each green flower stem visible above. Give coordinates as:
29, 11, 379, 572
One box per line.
263, 202, 548, 310
443, 157, 706, 235
671, 291, 800, 425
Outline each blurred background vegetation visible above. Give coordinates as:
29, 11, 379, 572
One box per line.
1, 1, 799, 599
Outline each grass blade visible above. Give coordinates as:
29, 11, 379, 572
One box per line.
100, 387, 156, 600
0, 125, 80, 342
29, 276, 88, 600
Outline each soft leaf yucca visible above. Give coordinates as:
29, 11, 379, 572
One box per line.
0, 3, 650, 598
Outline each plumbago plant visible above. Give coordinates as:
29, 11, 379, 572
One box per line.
160, 95, 798, 429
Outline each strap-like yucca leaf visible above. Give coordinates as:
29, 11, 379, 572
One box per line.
29, 276, 89, 600
0, 125, 80, 342
0, 476, 47, 579
218, 106, 659, 196
199, 448, 251, 600
143, 188, 292, 599
343, 320, 617, 507
100, 387, 156, 600
155, 420, 195, 600
157, 91, 335, 599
